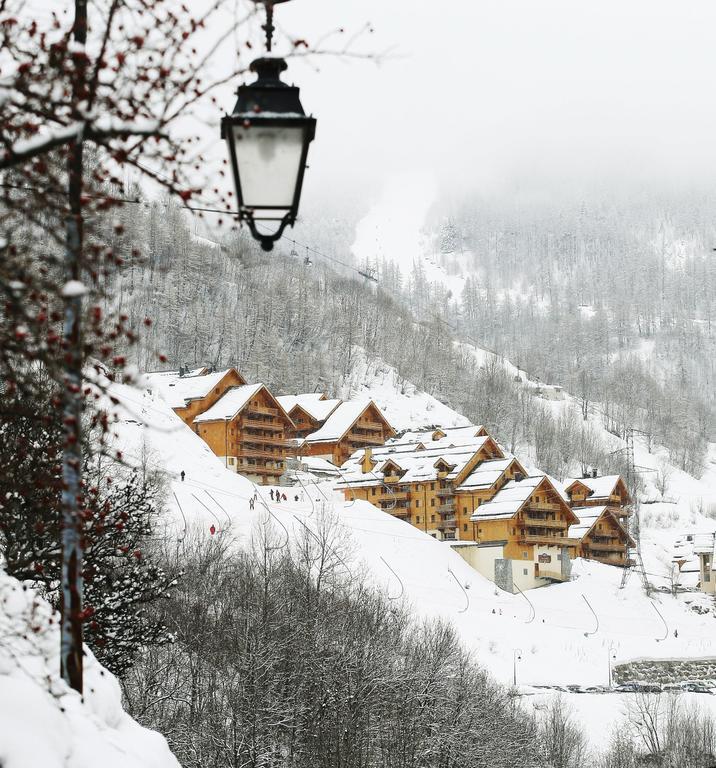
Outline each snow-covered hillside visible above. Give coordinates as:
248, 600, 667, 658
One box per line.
0, 569, 179, 768
104, 368, 716, 752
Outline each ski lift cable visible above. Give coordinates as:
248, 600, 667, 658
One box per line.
514, 583, 536, 624
191, 492, 225, 532
203, 489, 234, 529
448, 566, 470, 614
650, 599, 669, 642
291, 514, 353, 579
379, 555, 405, 601
581, 594, 599, 637
172, 491, 188, 541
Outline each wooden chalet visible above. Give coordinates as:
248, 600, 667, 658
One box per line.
336, 432, 505, 540
568, 507, 635, 567
470, 475, 580, 564
276, 393, 341, 440
193, 384, 295, 485
564, 475, 631, 522
300, 400, 396, 466
146, 367, 247, 426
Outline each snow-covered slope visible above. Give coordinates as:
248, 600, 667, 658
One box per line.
109, 370, 716, 753
0, 570, 179, 768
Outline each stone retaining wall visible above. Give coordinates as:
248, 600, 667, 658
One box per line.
614, 658, 716, 685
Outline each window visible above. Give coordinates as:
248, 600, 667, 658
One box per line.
416, 499, 420, 508
463, 523, 468, 532
523, 568, 528, 576
416, 516, 421, 523
463, 507, 468, 514
430, 498, 435, 507
371, 487, 376, 496
523, 551, 528, 559
430, 482, 435, 490
431, 515, 435, 523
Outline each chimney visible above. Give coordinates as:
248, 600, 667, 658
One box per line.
361, 447, 373, 474
592, 468, 598, 479
514, 472, 525, 482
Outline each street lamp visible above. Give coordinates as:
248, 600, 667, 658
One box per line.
221, 56, 316, 251
513, 649, 522, 687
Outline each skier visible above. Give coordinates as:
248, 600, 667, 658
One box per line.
180, 470, 185, 482
674, 629, 678, 638
269, 489, 274, 501
281, 492, 287, 501
294, 494, 299, 502
249, 497, 255, 511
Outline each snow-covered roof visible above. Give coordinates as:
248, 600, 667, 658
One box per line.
394, 424, 487, 444
193, 384, 263, 423
304, 400, 386, 444
454, 458, 516, 491
297, 456, 340, 475
146, 368, 240, 409
470, 476, 545, 521
337, 441, 487, 488
565, 475, 622, 499
277, 393, 341, 423
567, 507, 607, 538
692, 533, 716, 556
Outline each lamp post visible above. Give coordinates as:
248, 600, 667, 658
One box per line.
513, 649, 522, 687
222, 22, 316, 251
608, 645, 617, 688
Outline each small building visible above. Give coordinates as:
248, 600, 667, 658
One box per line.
193, 384, 295, 484
470, 475, 580, 567
300, 400, 396, 466
276, 393, 342, 440
693, 533, 716, 594
146, 367, 247, 426
568, 506, 635, 567
564, 475, 631, 522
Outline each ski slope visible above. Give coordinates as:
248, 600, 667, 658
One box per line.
105, 373, 716, 752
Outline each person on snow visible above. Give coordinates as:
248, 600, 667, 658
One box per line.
294, 494, 299, 502
281, 492, 287, 501
269, 489, 275, 501
180, 470, 185, 482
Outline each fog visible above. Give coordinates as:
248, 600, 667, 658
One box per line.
263, 0, 716, 211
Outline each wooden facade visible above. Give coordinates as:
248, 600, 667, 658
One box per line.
194, 384, 295, 485
571, 507, 635, 567
301, 401, 396, 466
171, 368, 247, 426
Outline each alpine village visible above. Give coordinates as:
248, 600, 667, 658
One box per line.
148, 366, 635, 594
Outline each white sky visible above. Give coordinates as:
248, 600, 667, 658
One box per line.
258, 0, 716, 210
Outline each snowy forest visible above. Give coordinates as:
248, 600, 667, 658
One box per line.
106, 188, 714, 481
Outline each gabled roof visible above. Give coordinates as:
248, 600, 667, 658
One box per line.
470, 476, 577, 523
277, 393, 341, 423
146, 367, 245, 409
564, 475, 626, 501
392, 424, 489, 446
455, 457, 525, 492
193, 384, 293, 425
568, 506, 635, 546
304, 400, 394, 444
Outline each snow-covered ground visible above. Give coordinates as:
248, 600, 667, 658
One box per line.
106, 370, 716, 753
0, 569, 179, 768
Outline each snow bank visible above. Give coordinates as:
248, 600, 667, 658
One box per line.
0, 570, 179, 768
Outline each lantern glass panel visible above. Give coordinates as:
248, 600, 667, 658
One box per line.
231, 123, 305, 216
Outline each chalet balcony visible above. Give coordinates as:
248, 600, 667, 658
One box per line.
527, 502, 561, 513
241, 435, 291, 447
383, 475, 404, 483
349, 434, 385, 446
357, 420, 385, 430
522, 514, 564, 528
436, 488, 453, 498
520, 533, 575, 547
241, 418, 284, 431
437, 516, 457, 531
585, 540, 625, 553
438, 500, 455, 513
383, 490, 409, 501
390, 508, 410, 519
236, 448, 282, 460
246, 405, 279, 417
237, 464, 283, 476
